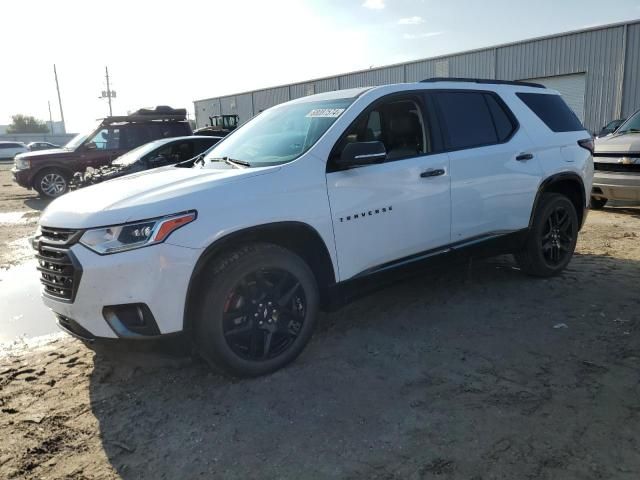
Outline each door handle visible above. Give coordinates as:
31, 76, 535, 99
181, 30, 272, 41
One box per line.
420, 168, 445, 178
516, 153, 534, 161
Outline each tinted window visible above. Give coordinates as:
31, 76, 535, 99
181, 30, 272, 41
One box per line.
163, 122, 191, 137
194, 137, 219, 153
517, 93, 584, 132
0, 143, 21, 149
434, 92, 497, 149
122, 125, 154, 149
485, 94, 516, 141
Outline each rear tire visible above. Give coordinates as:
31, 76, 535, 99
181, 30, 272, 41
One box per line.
193, 243, 319, 377
590, 196, 607, 209
515, 193, 578, 277
34, 168, 69, 198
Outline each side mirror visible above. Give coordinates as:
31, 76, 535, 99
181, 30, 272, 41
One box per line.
83, 142, 97, 151
338, 141, 386, 168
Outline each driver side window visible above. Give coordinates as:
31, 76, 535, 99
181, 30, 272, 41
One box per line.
333, 97, 431, 166
86, 128, 121, 150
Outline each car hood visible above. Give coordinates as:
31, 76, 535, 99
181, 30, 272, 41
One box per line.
40, 163, 278, 229
594, 133, 640, 154
15, 147, 69, 160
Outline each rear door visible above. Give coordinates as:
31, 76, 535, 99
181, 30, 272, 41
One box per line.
326, 93, 451, 280
432, 90, 542, 242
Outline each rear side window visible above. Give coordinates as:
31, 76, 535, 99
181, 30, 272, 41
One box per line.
485, 95, 516, 142
434, 92, 498, 150
517, 93, 584, 132
163, 122, 192, 137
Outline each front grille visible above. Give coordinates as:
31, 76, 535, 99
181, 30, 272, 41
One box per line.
594, 162, 640, 173
40, 227, 80, 245
35, 228, 83, 302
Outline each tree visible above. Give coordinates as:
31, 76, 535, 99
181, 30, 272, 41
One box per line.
6, 114, 50, 134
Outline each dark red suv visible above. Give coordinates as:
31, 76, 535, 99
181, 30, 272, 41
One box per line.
12, 107, 192, 198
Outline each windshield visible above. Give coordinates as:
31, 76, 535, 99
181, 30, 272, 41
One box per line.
112, 140, 169, 166
64, 132, 90, 150
616, 111, 640, 134
203, 98, 354, 167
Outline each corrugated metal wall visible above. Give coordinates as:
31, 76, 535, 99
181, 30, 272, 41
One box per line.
252, 86, 290, 113
236, 93, 254, 126
622, 23, 640, 117
337, 65, 404, 89
496, 25, 625, 131
194, 21, 640, 131
219, 95, 238, 115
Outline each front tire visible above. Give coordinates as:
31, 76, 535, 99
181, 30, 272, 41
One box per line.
34, 168, 69, 198
515, 193, 578, 277
194, 243, 319, 377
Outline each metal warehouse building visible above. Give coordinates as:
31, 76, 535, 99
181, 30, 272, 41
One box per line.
194, 19, 640, 133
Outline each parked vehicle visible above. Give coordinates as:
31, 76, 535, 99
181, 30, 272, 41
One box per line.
70, 136, 222, 188
28, 141, 60, 151
194, 114, 239, 137
596, 118, 625, 138
591, 109, 640, 208
34, 79, 592, 377
0, 141, 28, 159
12, 106, 191, 198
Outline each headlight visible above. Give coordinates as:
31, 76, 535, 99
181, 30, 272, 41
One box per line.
79, 211, 196, 254
15, 157, 30, 170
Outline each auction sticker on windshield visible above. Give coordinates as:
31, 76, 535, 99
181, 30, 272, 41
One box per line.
306, 108, 345, 118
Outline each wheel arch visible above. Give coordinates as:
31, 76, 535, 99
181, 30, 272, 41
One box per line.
31, 164, 75, 187
531, 172, 587, 230
182, 221, 337, 333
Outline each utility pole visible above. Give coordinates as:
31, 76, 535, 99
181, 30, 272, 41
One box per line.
105, 66, 113, 116
100, 66, 116, 116
48, 101, 54, 134
53, 64, 66, 134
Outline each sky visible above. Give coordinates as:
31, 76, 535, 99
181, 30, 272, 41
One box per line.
1, 0, 639, 133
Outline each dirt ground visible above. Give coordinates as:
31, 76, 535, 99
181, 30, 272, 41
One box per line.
0, 163, 48, 268
1, 163, 640, 479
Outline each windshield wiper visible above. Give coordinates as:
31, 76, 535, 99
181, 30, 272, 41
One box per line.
210, 156, 251, 168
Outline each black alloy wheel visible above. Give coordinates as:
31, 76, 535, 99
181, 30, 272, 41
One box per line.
515, 193, 579, 277
194, 243, 319, 377
222, 268, 307, 361
540, 204, 575, 267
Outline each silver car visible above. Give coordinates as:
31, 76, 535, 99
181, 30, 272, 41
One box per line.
591, 110, 640, 209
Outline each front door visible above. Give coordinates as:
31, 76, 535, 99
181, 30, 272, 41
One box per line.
326, 94, 451, 281
80, 126, 125, 168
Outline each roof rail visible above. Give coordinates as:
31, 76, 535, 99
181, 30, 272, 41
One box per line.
420, 77, 546, 89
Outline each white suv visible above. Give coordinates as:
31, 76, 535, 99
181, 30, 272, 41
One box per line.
0, 141, 28, 159
34, 79, 593, 376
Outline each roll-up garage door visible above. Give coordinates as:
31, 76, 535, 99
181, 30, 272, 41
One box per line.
523, 73, 586, 122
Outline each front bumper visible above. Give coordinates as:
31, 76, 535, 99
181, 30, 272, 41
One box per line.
11, 167, 32, 188
592, 171, 640, 202
41, 242, 203, 339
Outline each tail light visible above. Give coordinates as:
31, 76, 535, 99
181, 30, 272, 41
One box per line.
578, 138, 594, 154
